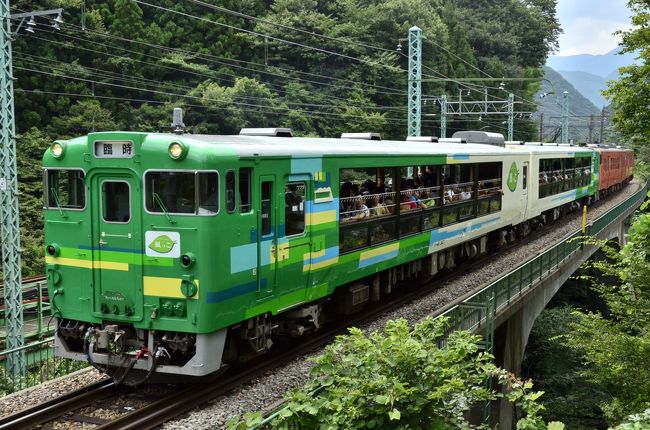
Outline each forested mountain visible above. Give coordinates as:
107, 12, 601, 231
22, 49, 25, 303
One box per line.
537, 67, 616, 144
9, 0, 561, 276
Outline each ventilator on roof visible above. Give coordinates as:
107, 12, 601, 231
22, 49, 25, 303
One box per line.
406, 136, 439, 142
239, 128, 293, 137
452, 131, 505, 147
341, 132, 382, 141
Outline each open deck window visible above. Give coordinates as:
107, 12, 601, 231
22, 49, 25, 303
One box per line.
44, 169, 86, 210
145, 171, 218, 215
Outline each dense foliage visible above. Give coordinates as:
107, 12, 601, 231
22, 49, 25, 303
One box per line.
565, 201, 650, 423
228, 317, 561, 429
5, 0, 561, 277
604, 0, 650, 146
524, 197, 650, 427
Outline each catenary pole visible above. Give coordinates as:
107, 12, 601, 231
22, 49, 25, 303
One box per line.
0, 0, 24, 377
407, 26, 422, 137
0, 4, 63, 378
561, 91, 569, 144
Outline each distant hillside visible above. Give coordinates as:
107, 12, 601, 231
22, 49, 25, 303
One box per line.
546, 47, 636, 78
539, 67, 601, 117
556, 70, 608, 109
536, 67, 601, 142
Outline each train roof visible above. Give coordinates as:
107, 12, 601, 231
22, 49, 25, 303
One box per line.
181, 134, 515, 158
505, 142, 594, 155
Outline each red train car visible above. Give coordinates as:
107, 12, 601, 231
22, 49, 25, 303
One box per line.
595, 147, 634, 193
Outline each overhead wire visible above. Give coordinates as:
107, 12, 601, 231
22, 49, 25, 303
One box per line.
15, 50, 404, 113
28, 19, 408, 97
134, 0, 403, 73
16, 66, 437, 125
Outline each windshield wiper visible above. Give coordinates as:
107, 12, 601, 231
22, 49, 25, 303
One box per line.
153, 192, 176, 224
50, 187, 68, 218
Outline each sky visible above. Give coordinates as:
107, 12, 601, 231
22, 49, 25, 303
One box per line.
556, 0, 633, 56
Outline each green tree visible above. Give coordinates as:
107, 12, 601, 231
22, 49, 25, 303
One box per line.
49, 100, 116, 138
604, 1, 650, 146
229, 317, 559, 429
564, 199, 650, 423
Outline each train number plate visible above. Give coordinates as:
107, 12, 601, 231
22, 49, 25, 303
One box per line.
94, 140, 135, 158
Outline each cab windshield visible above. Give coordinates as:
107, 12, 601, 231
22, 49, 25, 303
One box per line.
145, 171, 218, 215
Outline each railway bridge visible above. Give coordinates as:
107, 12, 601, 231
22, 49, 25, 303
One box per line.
428, 182, 648, 426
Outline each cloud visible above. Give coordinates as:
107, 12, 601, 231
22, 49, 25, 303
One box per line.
558, 17, 633, 56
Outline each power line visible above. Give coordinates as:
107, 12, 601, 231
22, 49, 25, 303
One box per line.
16, 66, 436, 125
16, 52, 404, 113
134, 0, 403, 73
185, 0, 397, 56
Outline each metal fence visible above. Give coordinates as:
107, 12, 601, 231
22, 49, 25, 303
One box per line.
255, 183, 648, 428
1, 278, 52, 341
0, 338, 88, 395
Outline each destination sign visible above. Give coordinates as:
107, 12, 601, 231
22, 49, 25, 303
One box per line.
94, 140, 135, 159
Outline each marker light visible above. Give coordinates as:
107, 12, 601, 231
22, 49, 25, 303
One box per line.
168, 141, 187, 160
46, 243, 60, 257
51, 142, 65, 158
181, 253, 195, 268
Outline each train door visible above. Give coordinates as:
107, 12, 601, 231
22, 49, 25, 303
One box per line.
276, 176, 311, 296
257, 176, 277, 298
90, 173, 143, 321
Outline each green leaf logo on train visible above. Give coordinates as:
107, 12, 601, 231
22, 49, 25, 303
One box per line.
507, 162, 519, 192
148, 235, 176, 254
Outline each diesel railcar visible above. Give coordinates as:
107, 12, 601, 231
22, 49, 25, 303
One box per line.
43, 127, 631, 383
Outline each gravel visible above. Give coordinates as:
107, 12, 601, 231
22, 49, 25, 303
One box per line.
0, 367, 106, 418
1, 183, 641, 429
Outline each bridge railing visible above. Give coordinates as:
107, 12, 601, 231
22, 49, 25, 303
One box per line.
438, 183, 648, 348
0, 338, 88, 395
0, 278, 52, 342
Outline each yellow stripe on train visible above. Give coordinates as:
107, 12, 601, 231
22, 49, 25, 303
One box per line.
309, 210, 337, 225
143, 276, 200, 300
45, 256, 129, 271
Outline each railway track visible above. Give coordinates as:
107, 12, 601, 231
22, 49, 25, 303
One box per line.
0, 379, 114, 429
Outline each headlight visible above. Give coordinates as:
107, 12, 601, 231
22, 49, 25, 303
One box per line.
51, 142, 65, 159
168, 141, 187, 160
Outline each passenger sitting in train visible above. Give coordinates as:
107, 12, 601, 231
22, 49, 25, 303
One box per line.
419, 189, 436, 207
460, 185, 473, 200
367, 193, 390, 216
400, 192, 418, 211
341, 195, 369, 222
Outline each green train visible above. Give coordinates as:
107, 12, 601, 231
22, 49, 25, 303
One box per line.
44, 119, 632, 383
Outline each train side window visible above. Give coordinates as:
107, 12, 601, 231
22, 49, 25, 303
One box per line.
44, 169, 86, 210
102, 181, 130, 223
226, 170, 236, 213
285, 182, 305, 236
261, 181, 273, 236
198, 172, 218, 215
239, 168, 252, 213
523, 165, 528, 190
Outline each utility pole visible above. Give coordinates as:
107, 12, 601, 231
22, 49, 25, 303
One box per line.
539, 113, 544, 142
561, 91, 569, 144
588, 114, 595, 144
407, 26, 422, 137
507, 93, 514, 141
0, 4, 63, 379
440, 94, 447, 138
600, 107, 605, 144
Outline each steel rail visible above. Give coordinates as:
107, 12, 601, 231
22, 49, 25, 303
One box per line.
0, 378, 114, 429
